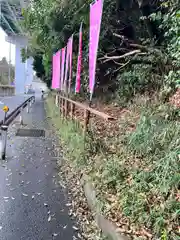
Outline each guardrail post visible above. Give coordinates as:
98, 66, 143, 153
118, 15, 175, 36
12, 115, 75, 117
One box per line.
26, 102, 30, 113
19, 107, 24, 125
0, 124, 8, 160
32, 96, 35, 103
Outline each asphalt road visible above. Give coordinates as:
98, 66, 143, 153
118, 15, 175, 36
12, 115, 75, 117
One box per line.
0, 96, 79, 240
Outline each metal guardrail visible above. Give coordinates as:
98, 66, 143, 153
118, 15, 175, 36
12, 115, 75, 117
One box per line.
0, 95, 35, 160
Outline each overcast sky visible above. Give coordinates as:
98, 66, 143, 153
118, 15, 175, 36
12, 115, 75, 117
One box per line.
0, 28, 15, 64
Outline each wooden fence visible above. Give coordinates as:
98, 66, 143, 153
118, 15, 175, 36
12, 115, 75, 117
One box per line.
53, 93, 115, 134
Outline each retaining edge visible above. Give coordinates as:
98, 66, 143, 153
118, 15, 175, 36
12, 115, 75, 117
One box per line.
82, 175, 130, 240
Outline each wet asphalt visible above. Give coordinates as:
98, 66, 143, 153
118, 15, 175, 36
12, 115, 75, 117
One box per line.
0, 96, 79, 240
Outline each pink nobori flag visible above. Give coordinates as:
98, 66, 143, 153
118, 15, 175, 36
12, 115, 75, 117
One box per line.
89, 0, 104, 98
64, 44, 69, 92
58, 49, 62, 90
51, 50, 61, 89
68, 36, 73, 93
64, 35, 73, 93
75, 23, 83, 93
60, 47, 66, 91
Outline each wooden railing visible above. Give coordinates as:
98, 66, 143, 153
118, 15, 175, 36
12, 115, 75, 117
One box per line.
53, 93, 116, 134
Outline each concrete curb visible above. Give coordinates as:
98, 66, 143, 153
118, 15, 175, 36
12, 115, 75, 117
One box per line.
82, 175, 130, 240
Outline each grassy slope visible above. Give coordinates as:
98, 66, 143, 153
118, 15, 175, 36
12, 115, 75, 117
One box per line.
46, 95, 180, 240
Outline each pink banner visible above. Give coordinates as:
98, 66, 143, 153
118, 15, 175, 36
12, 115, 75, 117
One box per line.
68, 36, 73, 93
51, 50, 61, 89
60, 47, 66, 91
75, 23, 83, 93
58, 49, 61, 89
51, 54, 56, 89
89, 0, 103, 97
64, 35, 73, 93
64, 43, 69, 92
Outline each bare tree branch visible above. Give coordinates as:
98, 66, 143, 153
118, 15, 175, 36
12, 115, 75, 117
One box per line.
113, 60, 131, 73
113, 32, 163, 52
99, 50, 141, 63
113, 33, 127, 41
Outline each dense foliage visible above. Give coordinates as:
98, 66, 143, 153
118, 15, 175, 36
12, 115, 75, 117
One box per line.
21, 0, 179, 101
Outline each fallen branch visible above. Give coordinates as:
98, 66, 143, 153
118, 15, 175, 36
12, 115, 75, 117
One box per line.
113, 32, 163, 55
129, 43, 149, 51
113, 33, 128, 41
113, 60, 131, 73
99, 50, 141, 63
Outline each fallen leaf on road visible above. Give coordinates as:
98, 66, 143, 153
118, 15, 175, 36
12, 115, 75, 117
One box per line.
72, 226, 78, 231
66, 203, 72, 206
3, 197, 9, 199
52, 233, 58, 237
22, 193, 28, 197
48, 215, 51, 222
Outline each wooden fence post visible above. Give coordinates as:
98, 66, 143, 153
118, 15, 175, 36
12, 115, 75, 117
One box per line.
59, 96, 61, 114
61, 98, 64, 118
65, 99, 68, 119
70, 102, 75, 120
83, 109, 90, 135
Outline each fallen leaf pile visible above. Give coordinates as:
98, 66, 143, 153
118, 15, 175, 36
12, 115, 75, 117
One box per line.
58, 158, 102, 240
